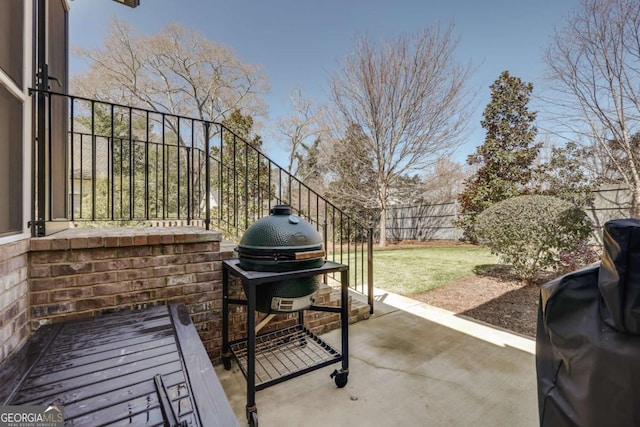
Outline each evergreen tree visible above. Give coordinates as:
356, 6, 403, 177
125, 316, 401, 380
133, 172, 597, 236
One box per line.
457, 71, 541, 239
214, 110, 271, 234
535, 142, 594, 208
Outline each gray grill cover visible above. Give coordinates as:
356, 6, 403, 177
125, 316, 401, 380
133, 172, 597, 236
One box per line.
537, 218, 640, 426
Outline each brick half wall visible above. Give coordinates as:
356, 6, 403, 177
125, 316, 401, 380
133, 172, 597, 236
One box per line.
28, 227, 225, 359
23, 226, 369, 366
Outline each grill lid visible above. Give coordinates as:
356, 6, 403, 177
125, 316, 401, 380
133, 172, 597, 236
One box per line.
237, 205, 324, 271
239, 205, 322, 249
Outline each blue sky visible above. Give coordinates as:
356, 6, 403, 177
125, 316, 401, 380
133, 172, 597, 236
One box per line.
68, 0, 579, 167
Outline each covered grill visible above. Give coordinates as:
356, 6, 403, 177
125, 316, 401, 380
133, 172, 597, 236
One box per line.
237, 205, 325, 313
537, 218, 640, 426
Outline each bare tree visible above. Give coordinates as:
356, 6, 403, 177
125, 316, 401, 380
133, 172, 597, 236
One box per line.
329, 24, 474, 246
545, 0, 640, 216
72, 18, 268, 135
421, 159, 470, 203
275, 87, 323, 179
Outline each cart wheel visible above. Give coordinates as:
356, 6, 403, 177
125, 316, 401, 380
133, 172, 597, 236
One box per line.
334, 373, 348, 388
248, 411, 258, 427
330, 369, 348, 388
223, 357, 232, 370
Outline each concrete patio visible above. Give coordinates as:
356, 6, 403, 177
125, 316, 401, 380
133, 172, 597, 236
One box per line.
216, 289, 538, 426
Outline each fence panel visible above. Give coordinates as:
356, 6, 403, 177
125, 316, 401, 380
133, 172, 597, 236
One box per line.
386, 202, 461, 241
387, 188, 635, 244
586, 185, 633, 243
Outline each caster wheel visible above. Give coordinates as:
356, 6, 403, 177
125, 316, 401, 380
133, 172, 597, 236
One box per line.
330, 369, 348, 388
334, 373, 348, 388
248, 411, 258, 427
223, 357, 232, 370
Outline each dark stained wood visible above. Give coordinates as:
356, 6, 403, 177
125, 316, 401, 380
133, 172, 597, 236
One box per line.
18, 352, 181, 392
47, 372, 186, 419
224, 258, 348, 285
170, 304, 240, 426
0, 323, 62, 404
2, 304, 238, 426
32, 336, 176, 374
13, 361, 184, 406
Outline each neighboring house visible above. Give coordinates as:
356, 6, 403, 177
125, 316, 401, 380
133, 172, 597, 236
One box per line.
69, 121, 110, 217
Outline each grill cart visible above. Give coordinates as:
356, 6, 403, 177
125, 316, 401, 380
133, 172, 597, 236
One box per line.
222, 206, 350, 427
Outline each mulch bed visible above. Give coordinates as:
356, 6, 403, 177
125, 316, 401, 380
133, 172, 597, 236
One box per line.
410, 266, 551, 337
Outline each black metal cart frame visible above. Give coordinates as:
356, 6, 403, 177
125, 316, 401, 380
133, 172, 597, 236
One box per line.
222, 259, 349, 426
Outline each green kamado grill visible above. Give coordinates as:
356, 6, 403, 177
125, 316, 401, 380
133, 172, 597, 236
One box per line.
237, 205, 325, 314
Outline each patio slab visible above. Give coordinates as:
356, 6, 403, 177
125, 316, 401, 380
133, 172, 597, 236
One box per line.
216, 289, 538, 426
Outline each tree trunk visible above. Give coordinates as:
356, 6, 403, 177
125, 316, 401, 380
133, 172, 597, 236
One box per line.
631, 186, 640, 218
379, 206, 387, 247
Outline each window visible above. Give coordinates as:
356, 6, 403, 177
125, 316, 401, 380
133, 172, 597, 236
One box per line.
0, 0, 24, 89
0, 85, 23, 236
0, 0, 26, 238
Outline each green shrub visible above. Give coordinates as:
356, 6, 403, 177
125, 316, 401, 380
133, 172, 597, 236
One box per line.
474, 195, 592, 283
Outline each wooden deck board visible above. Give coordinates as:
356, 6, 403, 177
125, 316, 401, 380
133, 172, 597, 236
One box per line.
17, 353, 182, 391
16, 370, 187, 408
31, 343, 178, 378
49, 319, 173, 350
32, 336, 177, 374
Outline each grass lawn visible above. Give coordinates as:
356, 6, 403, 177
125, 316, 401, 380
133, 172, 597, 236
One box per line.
373, 244, 497, 295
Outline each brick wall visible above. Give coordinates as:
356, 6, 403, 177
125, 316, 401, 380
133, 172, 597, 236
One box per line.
225, 281, 345, 343
0, 238, 30, 364
18, 226, 368, 366
28, 227, 225, 359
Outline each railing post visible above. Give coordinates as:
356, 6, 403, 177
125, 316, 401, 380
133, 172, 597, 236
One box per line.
31, 0, 48, 237
186, 146, 191, 225
128, 106, 134, 220
110, 104, 115, 220
204, 122, 211, 230
91, 101, 96, 221
69, 98, 75, 221
144, 111, 150, 220
244, 143, 249, 231
368, 227, 374, 314
219, 126, 224, 227
323, 221, 328, 285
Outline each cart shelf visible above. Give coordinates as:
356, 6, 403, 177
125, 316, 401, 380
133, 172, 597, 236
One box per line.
222, 259, 349, 426
229, 324, 342, 390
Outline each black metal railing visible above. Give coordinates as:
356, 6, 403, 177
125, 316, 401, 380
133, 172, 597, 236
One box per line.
31, 89, 374, 311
